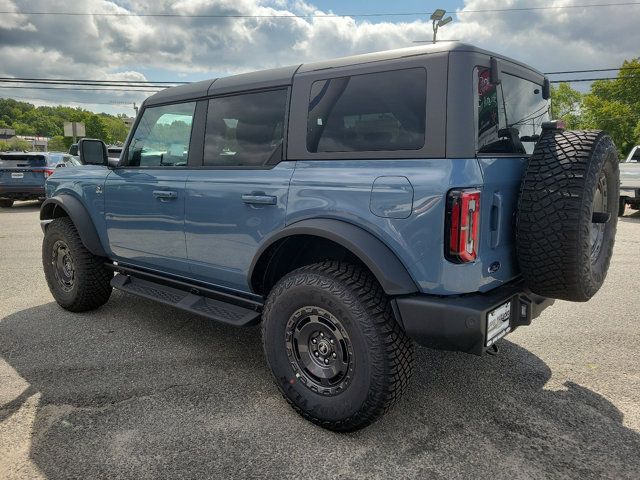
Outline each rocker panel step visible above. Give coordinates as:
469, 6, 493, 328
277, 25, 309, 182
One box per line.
111, 274, 260, 327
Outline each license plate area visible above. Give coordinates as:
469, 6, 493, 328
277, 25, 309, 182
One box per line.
11, 172, 24, 179
486, 300, 512, 347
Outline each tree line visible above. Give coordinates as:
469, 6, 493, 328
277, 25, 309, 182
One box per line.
0, 98, 130, 152
550, 58, 640, 158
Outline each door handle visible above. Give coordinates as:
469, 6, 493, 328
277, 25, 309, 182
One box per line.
153, 190, 178, 200
490, 192, 502, 248
242, 194, 277, 205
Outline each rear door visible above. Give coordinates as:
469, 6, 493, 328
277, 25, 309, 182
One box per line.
104, 101, 198, 275
184, 88, 293, 292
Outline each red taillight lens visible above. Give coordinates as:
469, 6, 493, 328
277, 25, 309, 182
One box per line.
446, 189, 481, 263
43, 168, 56, 178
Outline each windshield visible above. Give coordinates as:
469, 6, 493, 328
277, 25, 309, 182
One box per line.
476, 68, 549, 155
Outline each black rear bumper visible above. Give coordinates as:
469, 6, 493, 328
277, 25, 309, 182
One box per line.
393, 281, 554, 356
0, 185, 45, 200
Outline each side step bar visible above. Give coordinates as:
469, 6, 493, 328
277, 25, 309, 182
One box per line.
111, 274, 261, 327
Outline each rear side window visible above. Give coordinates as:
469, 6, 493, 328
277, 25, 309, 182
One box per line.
204, 89, 288, 167
0, 155, 46, 167
307, 68, 426, 153
126, 102, 196, 167
476, 67, 549, 155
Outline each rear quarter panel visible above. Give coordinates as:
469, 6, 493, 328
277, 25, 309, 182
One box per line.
287, 158, 522, 295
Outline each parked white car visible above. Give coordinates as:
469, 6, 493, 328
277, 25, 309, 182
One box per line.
619, 145, 640, 216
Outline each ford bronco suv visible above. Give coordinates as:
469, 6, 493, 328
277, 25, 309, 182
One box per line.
40, 43, 619, 431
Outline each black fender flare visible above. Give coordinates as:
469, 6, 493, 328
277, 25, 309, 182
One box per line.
40, 195, 107, 257
249, 218, 418, 295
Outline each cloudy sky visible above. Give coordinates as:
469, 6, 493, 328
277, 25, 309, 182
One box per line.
1, 0, 638, 115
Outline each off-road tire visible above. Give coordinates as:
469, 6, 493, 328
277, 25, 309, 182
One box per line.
618, 197, 627, 217
0, 199, 14, 208
43, 217, 113, 311
517, 130, 619, 301
262, 261, 414, 432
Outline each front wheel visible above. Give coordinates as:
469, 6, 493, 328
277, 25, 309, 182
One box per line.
42, 217, 113, 311
262, 261, 414, 432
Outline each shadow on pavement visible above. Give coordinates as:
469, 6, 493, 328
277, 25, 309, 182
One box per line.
1, 294, 639, 479
0, 200, 41, 213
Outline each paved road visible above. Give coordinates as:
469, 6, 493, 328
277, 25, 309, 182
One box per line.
1, 201, 639, 480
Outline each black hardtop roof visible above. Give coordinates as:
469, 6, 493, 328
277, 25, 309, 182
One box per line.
144, 42, 544, 106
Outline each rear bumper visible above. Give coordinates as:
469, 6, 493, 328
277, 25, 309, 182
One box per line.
393, 280, 554, 356
0, 185, 45, 199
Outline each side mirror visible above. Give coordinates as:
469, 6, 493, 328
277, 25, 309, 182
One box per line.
542, 77, 551, 100
55, 163, 66, 169
78, 138, 108, 166
490, 57, 501, 85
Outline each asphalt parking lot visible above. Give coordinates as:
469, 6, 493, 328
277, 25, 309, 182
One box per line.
1, 201, 639, 480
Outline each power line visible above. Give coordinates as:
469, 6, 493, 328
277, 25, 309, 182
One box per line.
0, 85, 162, 93
0, 76, 186, 85
2, 2, 640, 19
0, 78, 176, 88
545, 66, 640, 74
550, 77, 621, 83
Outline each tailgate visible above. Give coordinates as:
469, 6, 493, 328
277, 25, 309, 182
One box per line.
477, 156, 528, 286
0, 155, 46, 186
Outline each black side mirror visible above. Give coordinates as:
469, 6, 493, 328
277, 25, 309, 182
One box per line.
490, 57, 501, 85
542, 77, 551, 100
78, 138, 108, 166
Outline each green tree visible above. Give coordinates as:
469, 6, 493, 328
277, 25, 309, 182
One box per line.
581, 58, 640, 156
48, 135, 69, 152
85, 114, 107, 140
0, 137, 32, 151
550, 83, 584, 129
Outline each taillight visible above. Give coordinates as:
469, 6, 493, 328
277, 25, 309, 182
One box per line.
43, 168, 56, 178
446, 189, 481, 263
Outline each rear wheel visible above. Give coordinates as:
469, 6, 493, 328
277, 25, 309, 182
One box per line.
43, 217, 113, 311
0, 199, 14, 208
262, 261, 414, 432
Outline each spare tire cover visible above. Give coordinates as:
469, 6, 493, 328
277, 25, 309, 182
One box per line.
516, 129, 619, 302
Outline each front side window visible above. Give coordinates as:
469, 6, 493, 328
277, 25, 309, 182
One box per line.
307, 68, 426, 153
126, 102, 196, 167
204, 89, 288, 167
476, 68, 549, 155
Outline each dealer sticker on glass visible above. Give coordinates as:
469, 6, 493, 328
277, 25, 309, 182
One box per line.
486, 301, 511, 346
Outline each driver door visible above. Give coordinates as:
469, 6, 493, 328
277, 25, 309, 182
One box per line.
104, 101, 198, 275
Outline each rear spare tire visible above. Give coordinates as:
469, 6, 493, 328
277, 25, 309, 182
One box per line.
517, 129, 619, 302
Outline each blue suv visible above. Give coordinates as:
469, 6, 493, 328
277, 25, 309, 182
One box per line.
0, 152, 79, 208
40, 43, 619, 431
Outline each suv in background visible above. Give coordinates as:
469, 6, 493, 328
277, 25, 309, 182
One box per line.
0, 152, 79, 208
40, 43, 619, 431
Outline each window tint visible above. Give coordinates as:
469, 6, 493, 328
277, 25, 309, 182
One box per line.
307, 68, 426, 153
0, 155, 46, 167
204, 89, 287, 167
126, 102, 196, 167
476, 68, 549, 155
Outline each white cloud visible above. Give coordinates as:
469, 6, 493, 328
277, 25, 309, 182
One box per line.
0, 0, 638, 113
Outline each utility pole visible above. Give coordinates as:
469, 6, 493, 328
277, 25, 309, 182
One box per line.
133, 102, 139, 115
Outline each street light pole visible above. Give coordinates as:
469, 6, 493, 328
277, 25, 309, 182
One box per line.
429, 9, 453, 44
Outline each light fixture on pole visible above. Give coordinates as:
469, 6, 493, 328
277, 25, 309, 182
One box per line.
430, 9, 453, 43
